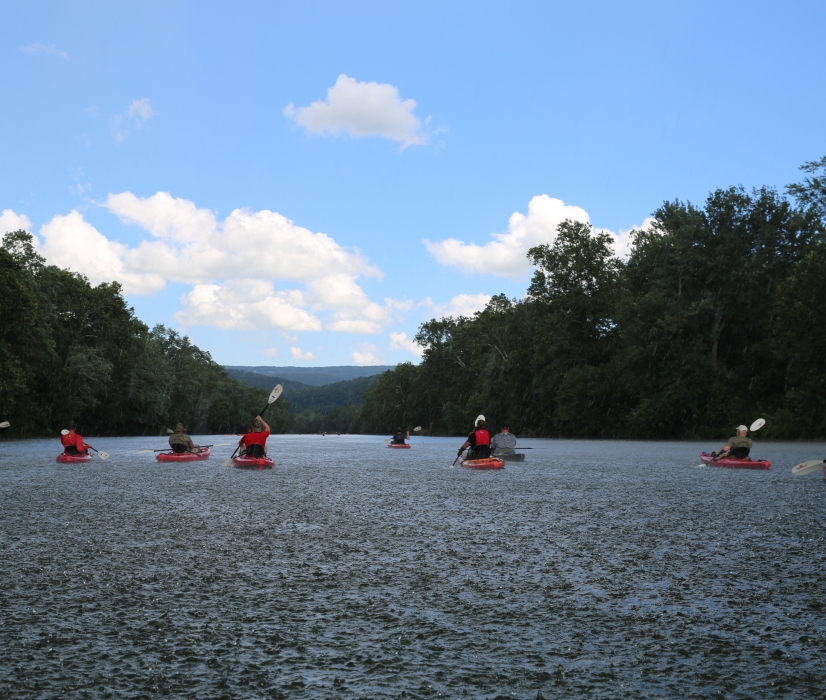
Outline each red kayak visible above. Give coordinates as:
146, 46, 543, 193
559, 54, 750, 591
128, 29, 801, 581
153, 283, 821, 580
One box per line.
388, 443, 410, 449
461, 457, 505, 470
700, 452, 771, 470
56, 452, 93, 463
232, 455, 274, 469
157, 447, 211, 462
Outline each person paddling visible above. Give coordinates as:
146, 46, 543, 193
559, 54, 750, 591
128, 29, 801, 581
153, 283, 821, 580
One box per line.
391, 426, 409, 445
61, 421, 92, 456
458, 417, 491, 460
239, 416, 270, 458
717, 424, 753, 459
168, 423, 200, 453
491, 423, 517, 455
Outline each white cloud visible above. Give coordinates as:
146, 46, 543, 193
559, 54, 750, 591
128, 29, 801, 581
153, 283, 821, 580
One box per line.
21, 43, 68, 59
0, 209, 33, 234
426, 293, 492, 319
260, 347, 279, 357
351, 344, 384, 365
425, 195, 644, 280
32, 193, 407, 336
389, 332, 423, 357
175, 281, 321, 332
113, 98, 156, 141
284, 74, 431, 149
290, 346, 317, 361
38, 211, 166, 294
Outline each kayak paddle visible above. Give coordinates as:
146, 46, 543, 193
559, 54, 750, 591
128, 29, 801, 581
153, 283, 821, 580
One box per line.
223, 384, 282, 467
136, 443, 232, 454
413, 426, 422, 432
792, 459, 825, 476
0, 421, 9, 428
750, 418, 766, 431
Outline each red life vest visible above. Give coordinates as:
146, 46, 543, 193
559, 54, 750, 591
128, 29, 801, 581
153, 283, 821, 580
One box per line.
473, 428, 491, 446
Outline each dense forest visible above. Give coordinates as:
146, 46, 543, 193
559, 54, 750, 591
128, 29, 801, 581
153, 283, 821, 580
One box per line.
360, 157, 826, 440
0, 231, 291, 437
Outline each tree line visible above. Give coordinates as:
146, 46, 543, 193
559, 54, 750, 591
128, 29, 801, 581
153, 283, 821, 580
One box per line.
360, 157, 826, 440
0, 231, 291, 437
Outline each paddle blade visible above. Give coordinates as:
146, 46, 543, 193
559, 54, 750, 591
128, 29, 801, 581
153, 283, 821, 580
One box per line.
792, 459, 824, 476
268, 384, 283, 404
135, 449, 157, 454
96, 450, 110, 461
476, 414, 485, 424
221, 458, 234, 467
61, 429, 70, 435
0, 421, 9, 428
750, 418, 766, 432
413, 426, 422, 432
166, 428, 175, 434
384, 438, 392, 443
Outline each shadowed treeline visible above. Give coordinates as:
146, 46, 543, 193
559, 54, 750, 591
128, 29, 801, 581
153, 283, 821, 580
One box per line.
360, 158, 826, 440
0, 231, 291, 437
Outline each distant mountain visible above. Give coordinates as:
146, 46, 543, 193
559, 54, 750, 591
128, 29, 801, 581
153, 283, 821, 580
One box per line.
224, 369, 312, 394
286, 375, 377, 414
224, 365, 395, 387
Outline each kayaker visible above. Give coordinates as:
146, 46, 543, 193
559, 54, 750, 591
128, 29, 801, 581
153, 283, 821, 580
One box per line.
168, 423, 200, 453
718, 425, 753, 459
391, 427, 409, 445
239, 416, 271, 458
61, 421, 92, 455
491, 423, 517, 455
458, 418, 491, 460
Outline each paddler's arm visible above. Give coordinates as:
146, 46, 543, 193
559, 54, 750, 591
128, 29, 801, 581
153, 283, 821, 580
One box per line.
257, 416, 271, 432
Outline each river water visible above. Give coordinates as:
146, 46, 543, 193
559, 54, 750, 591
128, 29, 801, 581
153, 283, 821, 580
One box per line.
1, 435, 824, 698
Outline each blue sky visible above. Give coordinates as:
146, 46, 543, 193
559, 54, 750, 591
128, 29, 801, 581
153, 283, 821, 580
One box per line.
2, 1, 824, 366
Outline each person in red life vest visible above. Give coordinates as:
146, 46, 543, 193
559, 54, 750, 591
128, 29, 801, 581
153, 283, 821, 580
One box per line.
61, 421, 92, 456
458, 417, 491, 460
239, 416, 270, 458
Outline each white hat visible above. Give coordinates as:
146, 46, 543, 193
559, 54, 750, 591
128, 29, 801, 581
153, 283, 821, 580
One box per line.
736, 425, 748, 432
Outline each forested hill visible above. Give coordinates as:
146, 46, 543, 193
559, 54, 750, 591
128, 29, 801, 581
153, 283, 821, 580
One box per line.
0, 231, 291, 437
360, 158, 826, 440
224, 369, 311, 395
224, 365, 394, 386
230, 372, 377, 434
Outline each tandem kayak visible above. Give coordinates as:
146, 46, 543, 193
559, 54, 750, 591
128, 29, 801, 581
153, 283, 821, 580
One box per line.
56, 452, 93, 463
700, 452, 771, 470
461, 457, 505, 470
157, 448, 211, 462
388, 443, 410, 449
232, 455, 275, 469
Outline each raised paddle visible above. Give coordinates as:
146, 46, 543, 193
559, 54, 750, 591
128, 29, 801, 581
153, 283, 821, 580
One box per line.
792, 459, 825, 476
0, 421, 9, 428
750, 418, 766, 431
222, 384, 282, 467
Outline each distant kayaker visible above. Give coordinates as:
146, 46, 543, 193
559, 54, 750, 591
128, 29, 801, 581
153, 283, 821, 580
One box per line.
61, 421, 92, 455
719, 425, 753, 459
458, 418, 491, 460
168, 423, 200, 453
391, 427, 409, 445
491, 423, 517, 455
239, 416, 270, 458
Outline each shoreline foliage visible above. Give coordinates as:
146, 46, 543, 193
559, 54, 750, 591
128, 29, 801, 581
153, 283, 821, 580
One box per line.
361, 163, 826, 439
